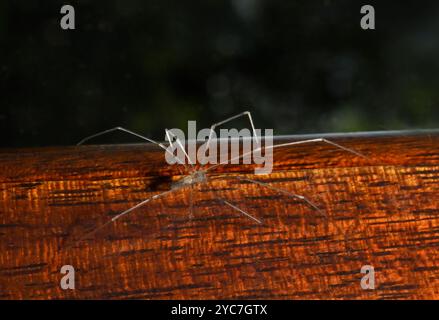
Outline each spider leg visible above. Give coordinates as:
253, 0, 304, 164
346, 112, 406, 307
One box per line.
221, 198, 262, 224
206, 137, 367, 173
62, 188, 177, 250
77, 126, 165, 148
209, 188, 262, 224
228, 175, 326, 218
204, 110, 260, 157
77, 126, 189, 170
165, 129, 195, 171
222, 174, 348, 240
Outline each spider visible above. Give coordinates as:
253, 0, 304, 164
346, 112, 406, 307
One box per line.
72, 111, 366, 245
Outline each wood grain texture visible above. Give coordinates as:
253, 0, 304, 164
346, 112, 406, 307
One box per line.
0, 131, 438, 299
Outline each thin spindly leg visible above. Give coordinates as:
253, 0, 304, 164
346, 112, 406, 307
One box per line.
63, 188, 177, 250
77, 126, 189, 170
206, 137, 367, 173
204, 111, 260, 155
209, 189, 262, 224
78, 126, 165, 148
227, 175, 327, 219
165, 129, 195, 171
224, 174, 347, 240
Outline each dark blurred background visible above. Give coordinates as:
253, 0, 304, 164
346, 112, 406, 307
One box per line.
1, 0, 438, 147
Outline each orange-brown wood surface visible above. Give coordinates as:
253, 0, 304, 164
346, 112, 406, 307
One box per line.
0, 131, 438, 299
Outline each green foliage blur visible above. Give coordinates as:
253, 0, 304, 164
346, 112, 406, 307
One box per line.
0, 0, 438, 147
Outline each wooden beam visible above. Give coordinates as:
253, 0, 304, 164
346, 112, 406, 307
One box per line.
0, 130, 438, 299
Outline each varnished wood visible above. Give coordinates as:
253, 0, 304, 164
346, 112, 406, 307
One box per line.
0, 131, 438, 299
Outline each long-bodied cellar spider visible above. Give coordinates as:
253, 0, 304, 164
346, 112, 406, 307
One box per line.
70, 111, 366, 247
